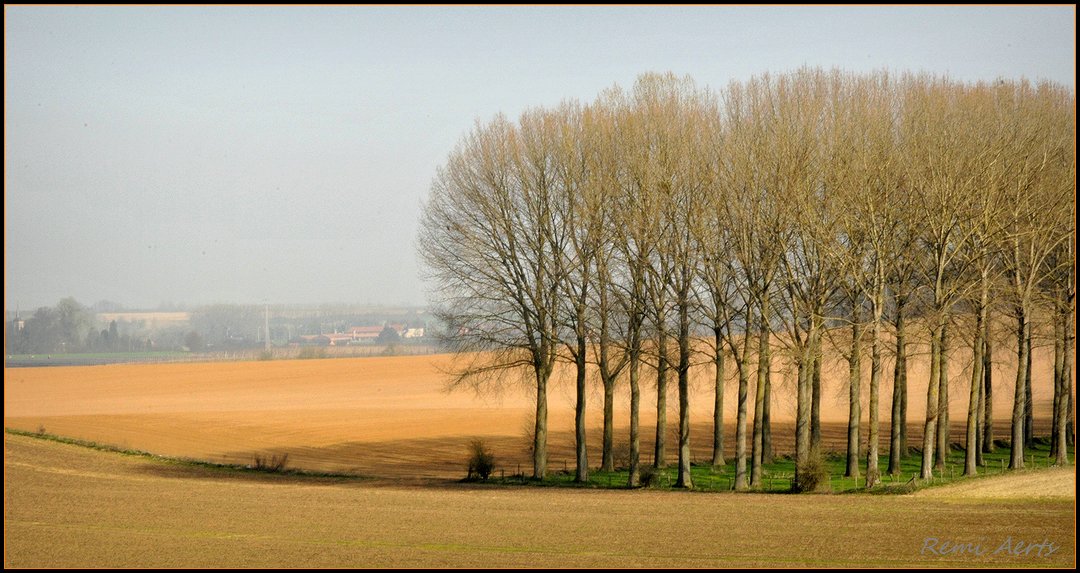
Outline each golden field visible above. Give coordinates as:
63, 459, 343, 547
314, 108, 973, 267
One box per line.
4, 346, 1074, 567
2, 341, 1066, 479
4, 432, 1074, 567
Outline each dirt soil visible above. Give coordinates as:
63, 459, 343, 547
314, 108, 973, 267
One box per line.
4, 432, 1074, 568
3, 346, 1063, 479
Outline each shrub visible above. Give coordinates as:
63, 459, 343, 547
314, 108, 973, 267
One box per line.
794, 453, 830, 493
638, 465, 659, 488
466, 439, 495, 480
252, 452, 289, 472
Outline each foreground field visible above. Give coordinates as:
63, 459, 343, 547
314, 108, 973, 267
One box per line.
4, 432, 1073, 568
915, 466, 1076, 500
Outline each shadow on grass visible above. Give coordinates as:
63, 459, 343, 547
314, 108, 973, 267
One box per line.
128, 458, 369, 486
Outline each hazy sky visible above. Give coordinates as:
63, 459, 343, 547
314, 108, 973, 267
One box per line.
5, 6, 1075, 310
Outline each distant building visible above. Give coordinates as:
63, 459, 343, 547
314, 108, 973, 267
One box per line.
292, 323, 424, 346
296, 333, 358, 346
347, 326, 383, 341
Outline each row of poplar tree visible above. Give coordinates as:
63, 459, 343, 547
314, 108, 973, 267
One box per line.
418, 68, 1074, 490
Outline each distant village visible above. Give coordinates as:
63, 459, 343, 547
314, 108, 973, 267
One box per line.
296, 324, 425, 346
5, 299, 434, 356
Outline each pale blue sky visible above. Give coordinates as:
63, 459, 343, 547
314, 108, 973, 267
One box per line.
5, 5, 1075, 310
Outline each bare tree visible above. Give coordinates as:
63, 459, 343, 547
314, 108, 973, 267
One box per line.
982, 317, 995, 455
900, 75, 986, 480
536, 103, 605, 483
600, 81, 668, 486
936, 322, 951, 470
955, 88, 1015, 476
1000, 81, 1074, 470
693, 165, 737, 468
418, 116, 560, 479
638, 73, 717, 488
834, 73, 905, 487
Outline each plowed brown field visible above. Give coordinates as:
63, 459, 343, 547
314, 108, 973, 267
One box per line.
5, 347, 1076, 568
2, 342, 1064, 479
4, 432, 1074, 568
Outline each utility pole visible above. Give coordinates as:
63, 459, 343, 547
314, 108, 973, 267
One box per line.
264, 303, 271, 351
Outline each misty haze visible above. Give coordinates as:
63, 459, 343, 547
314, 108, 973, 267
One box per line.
4, 5, 1075, 570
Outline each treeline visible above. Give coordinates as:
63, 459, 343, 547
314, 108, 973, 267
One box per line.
6, 297, 160, 354
417, 68, 1075, 490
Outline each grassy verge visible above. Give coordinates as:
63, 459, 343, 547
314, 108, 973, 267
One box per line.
479, 439, 1073, 494
4, 427, 367, 481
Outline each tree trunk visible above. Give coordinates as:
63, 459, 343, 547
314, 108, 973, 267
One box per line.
888, 307, 907, 475
1010, 310, 1028, 469
811, 331, 823, 454
654, 328, 668, 468
534, 367, 549, 479
1024, 333, 1034, 449
712, 327, 726, 467
865, 301, 883, 488
795, 327, 815, 482
752, 299, 769, 487
982, 322, 995, 453
676, 290, 692, 489
846, 313, 862, 479
763, 338, 773, 465
628, 330, 642, 487
965, 291, 987, 476
1056, 304, 1072, 464
1066, 300, 1075, 449
735, 320, 753, 490
601, 374, 615, 473
936, 323, 949, 470
899, 334, 909, 457
1067, 379, 1074, 448
574, 333, 588, 483
976, 366, 985, 467
598, 302, 619, 473
921, 322, 942, 480
1051, 313, 1063, 458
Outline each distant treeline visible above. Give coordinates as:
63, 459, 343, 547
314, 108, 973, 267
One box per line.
6, 298, 173, 354
6, 298, 438, 355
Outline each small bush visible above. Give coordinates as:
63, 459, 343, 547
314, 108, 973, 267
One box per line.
613, 442, 631, 470
466, 439, 496, 480
794, 453, 830, 493
638, 465, 659, 488
252, 453, 289, 472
